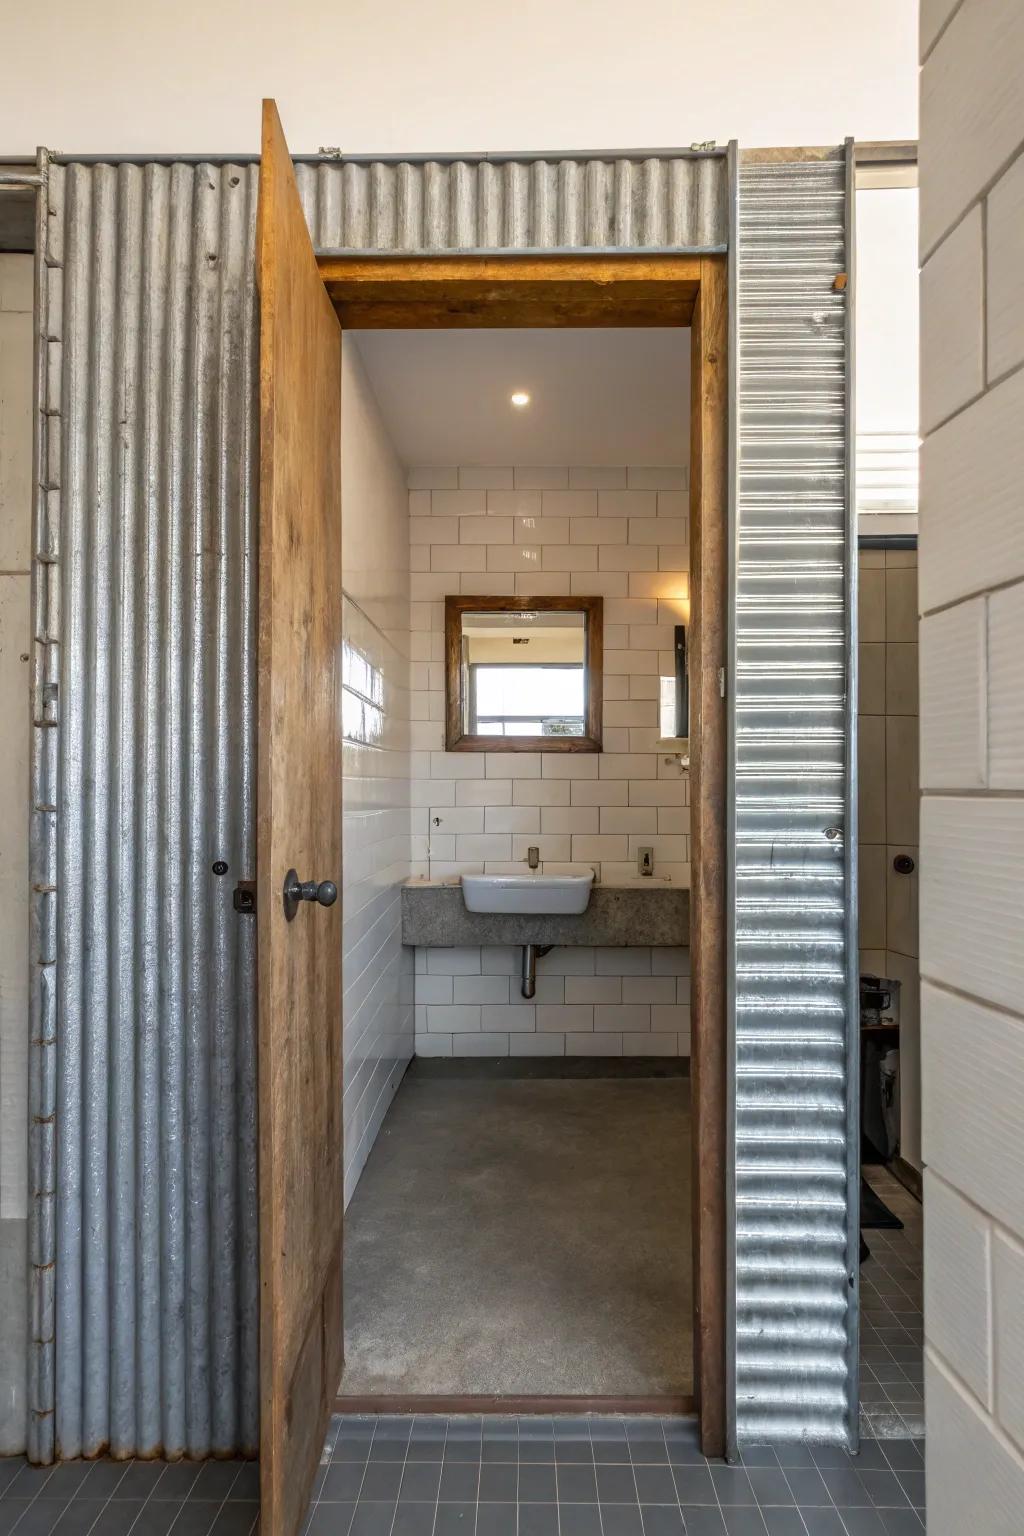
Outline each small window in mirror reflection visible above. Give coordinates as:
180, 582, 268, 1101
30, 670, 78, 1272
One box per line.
445, 597, 602, 752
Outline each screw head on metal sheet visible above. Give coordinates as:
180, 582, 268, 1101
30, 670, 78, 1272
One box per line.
823, 825, 842, 841
212, 860, 229, 876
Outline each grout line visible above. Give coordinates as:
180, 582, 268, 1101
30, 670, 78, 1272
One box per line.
428, 1415, 448, 1536
387, 1415, 413, 1536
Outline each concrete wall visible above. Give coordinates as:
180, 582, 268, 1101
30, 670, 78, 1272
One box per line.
919, 3, 1024, 1528
0, 1, 917, 158
0, 254, 31, 1451
340, 336, 413, 1203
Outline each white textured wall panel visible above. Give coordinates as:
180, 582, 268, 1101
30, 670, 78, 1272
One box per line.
987, 583, 1024, 788
993, 1232, 1024, 1454
919, 370, 1024, 612
920, 798, 1024, 1012
919, 600, 986, 789
921, 982, 1024, 1239
925, 1353, 1024, 1536
920, 205, 984, 432
923, 1169, 992, 1405
920, 0, 1024, 255
986, 151, 1024, 381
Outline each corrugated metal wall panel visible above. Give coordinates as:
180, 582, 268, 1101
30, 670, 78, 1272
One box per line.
728, 148, 858, 1447
30, 159, 261, 1462
293, 153, 727, 252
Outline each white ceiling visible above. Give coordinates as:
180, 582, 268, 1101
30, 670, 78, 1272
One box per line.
351, 328, 690, 469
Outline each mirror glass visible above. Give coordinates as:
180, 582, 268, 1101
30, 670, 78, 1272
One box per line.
460, 610, 587, 739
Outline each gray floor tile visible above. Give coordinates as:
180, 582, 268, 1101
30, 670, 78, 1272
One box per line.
228, 1470, 259, 1504
111, 1466, 165, 1503
399, 1467, 442, 1506
151, 1464, 201, 1501
555, 1467, 597, 1504
632, 1468, 676, 1505
558, 1506, 602, 1536
477, 1468, 516, 1505
392, 1505, 434, 1536
209, 1505, 257, 1536
637, 1508, 685, 1536
628, 1442, 668, 1468
4, 1467, 56, 1500
131, 1503, 184, 1536
876, 1512, 924, 1534
596, 1468, 638, 1505
438, 1464, 479, 1502
743, 1471, 792, 1509
759, 1514, 804, 1536
516, 1505, 557, 1536
162, 1503, 222, 1536
856, 1472, 908, 1510
677, 1511, 726, 1536
349, 1503, 397, 1536
780, 1472, 830, 1508
9, 1500, 68, 1536
737, 1451, 778, 1470
516, 1468, 556, 1505
721, 1513, 769, 1536
323, 1467, 367, 1504
0, 1510, 36, 1536
598, 1507, 643, 1536
38, 1469, 90, 1502
795, 1513, 846, 1536
554, 1443, 593, 1468
818, 1471, 869, 1510
359, 1467, 403, 1504
474, 1506, 515, 1536
306, 1506, 354, 1536
51, 1501, 106, 1536
892, 1472, 923, 1510
672, 1468, 716, 1507
90, 1499, 147, 1536
189, 1467, 240, 1503
834, 1511, 886, 1536
709, 1470, 755, 1508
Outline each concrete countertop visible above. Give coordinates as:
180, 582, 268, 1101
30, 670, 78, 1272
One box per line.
401, 878, 690, 948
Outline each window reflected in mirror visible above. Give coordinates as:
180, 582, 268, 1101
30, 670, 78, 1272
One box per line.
445, 596, 603, 752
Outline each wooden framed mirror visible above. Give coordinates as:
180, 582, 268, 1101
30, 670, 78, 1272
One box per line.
444, 594, 603, 752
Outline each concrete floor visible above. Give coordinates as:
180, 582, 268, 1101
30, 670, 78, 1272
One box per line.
338, 1062, 692, 1398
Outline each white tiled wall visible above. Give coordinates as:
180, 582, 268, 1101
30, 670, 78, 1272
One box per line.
920, 3, 1024, 1522
0, 254, 31, 1453
406, 463, 691, 1057
414, 943, 691, 1059
339, 337, 413, 1201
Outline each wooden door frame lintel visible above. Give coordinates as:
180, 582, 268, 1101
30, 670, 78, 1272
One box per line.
318, 250, 728, 1457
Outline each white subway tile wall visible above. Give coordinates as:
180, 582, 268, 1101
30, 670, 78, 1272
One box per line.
339, 337, 414, 1201
920, 3, 1024, 1523
408, 465, 691, 1058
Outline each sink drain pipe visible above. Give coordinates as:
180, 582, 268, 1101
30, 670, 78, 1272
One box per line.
521, 944, 553, 999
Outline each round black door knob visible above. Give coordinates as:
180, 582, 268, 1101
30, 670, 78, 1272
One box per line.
283, 868, 339, 920
315, 881, 338, 907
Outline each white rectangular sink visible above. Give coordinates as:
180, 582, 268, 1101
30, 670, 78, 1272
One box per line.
461, 872, 594, 915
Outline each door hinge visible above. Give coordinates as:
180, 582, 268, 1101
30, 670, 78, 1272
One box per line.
233, 879, 257, 915
719, 667, 726, 698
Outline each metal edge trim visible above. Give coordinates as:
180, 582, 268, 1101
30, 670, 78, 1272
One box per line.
724, 137, 740, 1466
47, 147, 729, 168
842, 135, 861, 1455
27, 143, 54, 1467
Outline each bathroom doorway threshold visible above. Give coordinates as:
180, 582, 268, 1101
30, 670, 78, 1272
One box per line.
334, 1394, 695, 1416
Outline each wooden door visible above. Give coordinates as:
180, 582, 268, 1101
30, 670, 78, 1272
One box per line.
257, 99, 344, 1536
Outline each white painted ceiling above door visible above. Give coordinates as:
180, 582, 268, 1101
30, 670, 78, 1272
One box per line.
351, 327, 690, 468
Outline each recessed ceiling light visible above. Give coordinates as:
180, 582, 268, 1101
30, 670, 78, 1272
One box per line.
510, 391, 531, 408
